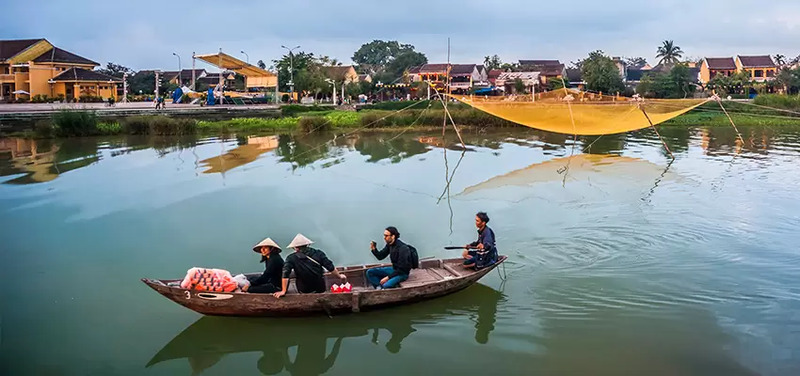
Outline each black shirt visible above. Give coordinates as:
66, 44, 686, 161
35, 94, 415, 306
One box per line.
372, 239, 412, 278
282, 247, 336, 293
251, 254, 284, 287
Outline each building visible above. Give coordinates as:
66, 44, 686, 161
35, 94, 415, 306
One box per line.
322, 65, 359, 85
518, 59, 566, 85
358, 74, 372, 83
163, 69, 207, 86
1, 38, 120, 101
699, 57, 738, 84
495, 71, 540, 94
487, 69, 503, 86
566, 68, 586, 90
195, 71, 237, 89
735, 55, 777, 82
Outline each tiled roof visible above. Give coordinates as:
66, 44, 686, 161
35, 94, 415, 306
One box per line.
449, 64, 476, 76
519, 59, 561, 66
32, 47, 97, 65
737, 55, 776, 68
704, 57, 736, 70
566, 68, 583, 82
0, 39, 45, 60
52, 67, 121, 82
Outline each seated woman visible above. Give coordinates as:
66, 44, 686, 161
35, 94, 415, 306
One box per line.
245, 237, 284, 294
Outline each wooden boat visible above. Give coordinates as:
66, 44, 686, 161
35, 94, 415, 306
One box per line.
146, 283, 505, 373
142, 256, 506, 317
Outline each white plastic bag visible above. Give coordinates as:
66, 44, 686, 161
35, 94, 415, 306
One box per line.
233, 274, 250, 289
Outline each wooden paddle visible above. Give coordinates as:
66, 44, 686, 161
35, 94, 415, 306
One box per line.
444, 246, 477, 250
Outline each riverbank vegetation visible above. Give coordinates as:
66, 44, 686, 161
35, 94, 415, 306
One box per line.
6, 97, 798, 139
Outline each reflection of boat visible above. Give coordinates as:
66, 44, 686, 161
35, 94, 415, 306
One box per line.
142, 256, 506, 317
460, 154, 671, 195
199, 136, 278, 174
147, 283, 504, 375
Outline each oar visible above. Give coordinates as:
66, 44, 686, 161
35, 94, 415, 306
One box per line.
444, 246, 477, 250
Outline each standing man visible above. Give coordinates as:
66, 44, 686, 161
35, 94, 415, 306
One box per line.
367, 226, 413, 289
462, 212, 498, 269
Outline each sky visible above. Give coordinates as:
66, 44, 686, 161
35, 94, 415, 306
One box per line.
3, 0, 800, 71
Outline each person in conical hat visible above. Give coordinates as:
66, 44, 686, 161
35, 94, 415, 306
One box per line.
245, 237, 284, 294
273, 233, 347, 298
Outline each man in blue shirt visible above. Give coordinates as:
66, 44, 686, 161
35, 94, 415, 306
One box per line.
462, 212, 498, 269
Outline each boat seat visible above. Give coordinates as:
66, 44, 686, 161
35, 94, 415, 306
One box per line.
398, 268, 444, 288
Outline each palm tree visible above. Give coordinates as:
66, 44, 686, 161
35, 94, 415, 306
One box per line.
774, 54, 786, 66
656, 40, 684, 65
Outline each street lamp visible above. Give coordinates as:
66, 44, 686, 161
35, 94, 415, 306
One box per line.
281, 45, 300, 101
325, 78, 337, 106
172, 52, 182, 86
240, 50, 249, 65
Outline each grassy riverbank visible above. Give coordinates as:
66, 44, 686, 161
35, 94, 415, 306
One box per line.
4, 96, 799, 139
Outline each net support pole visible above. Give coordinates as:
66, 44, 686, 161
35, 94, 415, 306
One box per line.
640, 106, 674, 159
714, 96, 745, 145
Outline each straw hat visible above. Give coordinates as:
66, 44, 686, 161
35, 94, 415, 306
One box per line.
252, 237, 282, 253
287, 233, 314, 248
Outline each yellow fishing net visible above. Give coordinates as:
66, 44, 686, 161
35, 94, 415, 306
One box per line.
450, 89, 708, 135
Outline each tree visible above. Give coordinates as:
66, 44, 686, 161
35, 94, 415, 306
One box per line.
484, 55, 503, 71
352, 40, 426, 82
128, 71, 155, 95
513, 78, 526, 94
273, 51, 319, 92
581, 50, 625, 94
256, 60, 266, 69
656, 40, 683, 65
774, 54, 786, 66
96, 62, 133, 78
384, 50, 427, 82
625, 57, 648, 69
775, 66, 800, 94
636, 63, 697, 98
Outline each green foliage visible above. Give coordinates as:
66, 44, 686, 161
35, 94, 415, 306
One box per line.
514, 78, 527, 94
281, 104, 328, 117
753, 94, 800, 110
625, 57, 648, 69
352, 40, 427, 82
31, 94, 50, 103
775, 67, 800, 94
297, 116, 331, 133
95, 62, 133, 78
53, 110, 98, 137
121, 116, 196, 136
706, 71, 754, 95
637, 64, 697, 98
97, 122, 121, 135
79, 95, 104, 103
581, 50, 625, 94
656, 40, 684, 65
484, 55, 503, 71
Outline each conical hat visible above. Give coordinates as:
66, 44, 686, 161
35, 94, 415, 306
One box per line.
253, 237, 281, 253
287, 233, 314, 248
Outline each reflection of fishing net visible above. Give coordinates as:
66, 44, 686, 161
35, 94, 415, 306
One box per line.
459, 154, 674, 197
450, 88, 708, 135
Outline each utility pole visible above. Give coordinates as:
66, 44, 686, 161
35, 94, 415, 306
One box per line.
172, 52, 182, 86
281, 45, 300, 102
192, 52, 196, 90
155, 70, 160, 99
122, 72, 128, 103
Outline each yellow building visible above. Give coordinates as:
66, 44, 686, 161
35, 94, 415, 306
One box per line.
735, 55, 778, 82
0, 38, 120, 102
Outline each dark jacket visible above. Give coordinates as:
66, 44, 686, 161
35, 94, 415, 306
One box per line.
469, 226, 498, 268
251, 254, 284, 287
372, 239, 412, 278
282, 247, 336, 293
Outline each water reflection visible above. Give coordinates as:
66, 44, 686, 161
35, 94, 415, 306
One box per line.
532, 277, 759, 375
0, 137, 97, 184
459, 154, 674, 197
0, 124, 798, 186
200, 135, 279, 174
147, 283, 505, 375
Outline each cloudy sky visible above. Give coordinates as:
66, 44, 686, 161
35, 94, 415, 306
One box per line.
4, 0, 799, 71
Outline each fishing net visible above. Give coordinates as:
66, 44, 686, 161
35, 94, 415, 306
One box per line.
449, 88, 708, 136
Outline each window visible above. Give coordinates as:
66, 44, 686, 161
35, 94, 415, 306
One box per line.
767, 70, 775, 77
754, 70, 764, 78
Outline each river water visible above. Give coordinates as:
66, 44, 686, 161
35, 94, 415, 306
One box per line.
1, 125, 799, 375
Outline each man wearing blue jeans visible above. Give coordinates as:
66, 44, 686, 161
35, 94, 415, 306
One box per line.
367, 226, 413, 289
